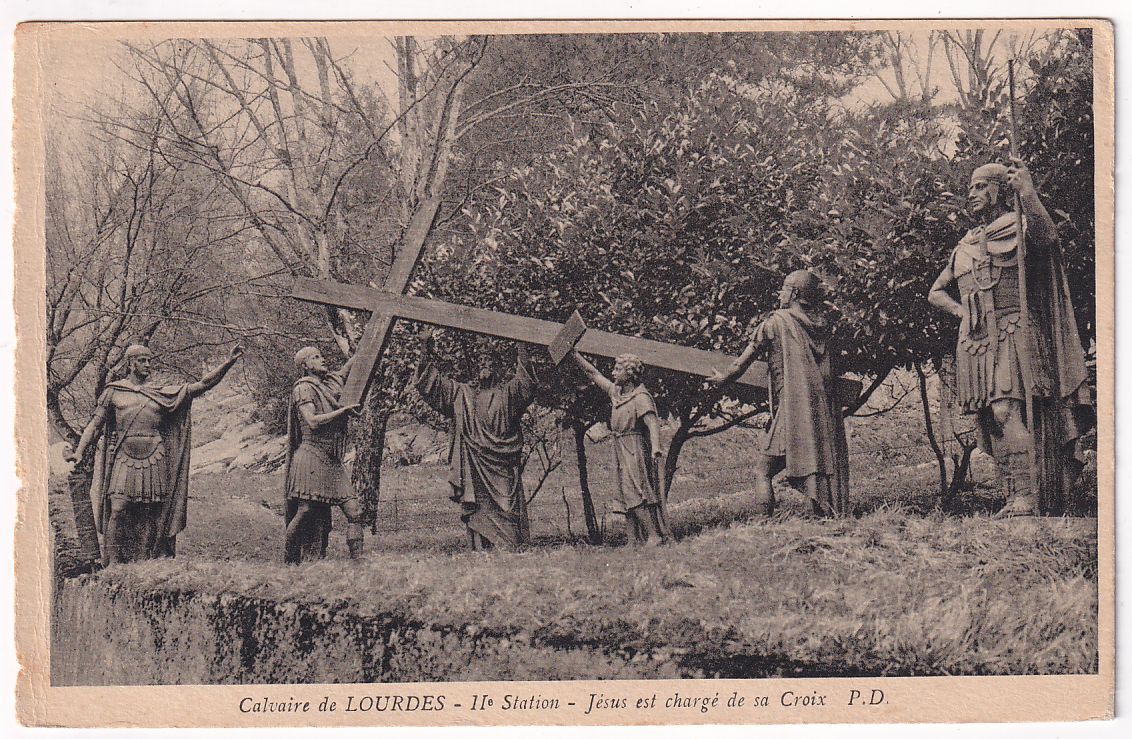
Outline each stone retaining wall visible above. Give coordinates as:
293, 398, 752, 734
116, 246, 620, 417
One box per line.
50, 576, 669, 685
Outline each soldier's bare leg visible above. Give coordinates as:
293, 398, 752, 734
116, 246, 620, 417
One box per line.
753, 453, 784, 516
136, 502, 162, 559
103, 496, 133, 564
284, 501, 314, 564
989, 398, 1037, 517
340, 498, 366, 559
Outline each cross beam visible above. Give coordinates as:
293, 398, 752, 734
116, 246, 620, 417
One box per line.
293, 277, 863, 400
334, 198, 440, 407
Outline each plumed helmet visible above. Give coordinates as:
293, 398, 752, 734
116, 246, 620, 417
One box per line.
970, 162, 1009, 186
783, 269, 824, 304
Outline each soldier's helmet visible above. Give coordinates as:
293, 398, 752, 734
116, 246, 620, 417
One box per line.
124, 344, 154, 361
970, 162, 1009, 185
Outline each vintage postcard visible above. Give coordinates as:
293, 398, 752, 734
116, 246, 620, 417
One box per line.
12, 19, 1114, 727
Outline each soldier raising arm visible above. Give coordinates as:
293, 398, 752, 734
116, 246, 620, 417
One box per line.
67, 345, 243, 467
65, 344, 243, 564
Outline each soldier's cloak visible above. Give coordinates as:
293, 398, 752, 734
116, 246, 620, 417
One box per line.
91, 381, 193, 555
282, 370, 346, 555
964, 213, 1091, 407
955, 212, 1093, 512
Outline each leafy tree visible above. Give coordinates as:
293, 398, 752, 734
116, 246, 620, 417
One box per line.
418, 73, 859, 499
420, 29, 1095, 517
854, 29, 1096, 508
1016, 29, 1095, 345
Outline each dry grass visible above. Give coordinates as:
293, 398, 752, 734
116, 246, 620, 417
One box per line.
98, 506, 1096, 677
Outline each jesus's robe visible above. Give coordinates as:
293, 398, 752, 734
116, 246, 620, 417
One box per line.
414, 356, 536, 549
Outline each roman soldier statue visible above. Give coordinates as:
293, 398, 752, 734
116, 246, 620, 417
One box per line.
928, 158, 1092, 516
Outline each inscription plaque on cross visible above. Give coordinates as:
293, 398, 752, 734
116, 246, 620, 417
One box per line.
292, 275, 863, 403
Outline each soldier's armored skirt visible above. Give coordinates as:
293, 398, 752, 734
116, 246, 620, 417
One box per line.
954, 250, 1053, 413
285, 432, 354, 504
106, 434, 169, 502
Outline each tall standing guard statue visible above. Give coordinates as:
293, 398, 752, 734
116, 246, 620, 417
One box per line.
927, 157, 1092, 517
66, 344, 243, 564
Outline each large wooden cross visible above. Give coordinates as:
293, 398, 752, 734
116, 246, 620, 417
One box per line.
293, 219, 861, 402
328, 197, 441, 407
296, 277, 785, 393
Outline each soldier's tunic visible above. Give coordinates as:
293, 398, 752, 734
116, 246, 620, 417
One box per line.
950, 214, 1053, 411
283, 366, 353, 559
946, 212, 1093, 513
92, 381, 195, 559
415, 357, 536, 550
285, 366, 353, 504
606, 384, 661, 513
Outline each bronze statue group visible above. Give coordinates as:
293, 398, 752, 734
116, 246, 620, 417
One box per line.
66, 157, 1094, 567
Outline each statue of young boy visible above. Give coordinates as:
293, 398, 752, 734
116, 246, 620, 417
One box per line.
570, 350, 671, 545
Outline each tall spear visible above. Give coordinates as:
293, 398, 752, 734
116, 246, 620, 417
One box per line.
1007, 59, 1038, 489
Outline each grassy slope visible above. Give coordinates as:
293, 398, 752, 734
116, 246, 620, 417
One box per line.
104, 507, 1096, 677
166, 411, 1006, 560
49, 377, 1000, 561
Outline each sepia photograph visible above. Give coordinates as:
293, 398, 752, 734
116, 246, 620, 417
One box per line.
12, 17, 1114, 727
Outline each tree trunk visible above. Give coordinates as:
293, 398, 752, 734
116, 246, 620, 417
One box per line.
48, 396, 101, 568
352, 408, 388, 534
946, 443, 975, 509
844, 366, 894, 416
663, 416, 694, 497
936, 352, 974, 511
571, 420, 601, 545
915, 361, 950, 505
